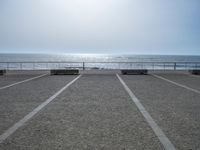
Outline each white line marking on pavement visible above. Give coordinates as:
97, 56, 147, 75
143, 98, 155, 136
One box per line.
116, 74, 176, 150
0, 75, 81, 143
152, 74, 200, 95
0, 74, 48, 90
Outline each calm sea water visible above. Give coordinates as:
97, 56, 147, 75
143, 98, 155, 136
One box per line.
0, 54, 200, 70
0, 53, 200, 62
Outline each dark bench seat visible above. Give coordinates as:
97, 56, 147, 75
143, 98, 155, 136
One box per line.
121, 69, 148, 75
50, 69, 79, 75
0, 70, 6, 75
189, 69, 200, 75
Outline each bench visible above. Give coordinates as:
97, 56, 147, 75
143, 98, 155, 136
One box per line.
189, 69, 200, 75
0, 70, 6, 75
50, 69, 79, 75
121, 69, 148, 75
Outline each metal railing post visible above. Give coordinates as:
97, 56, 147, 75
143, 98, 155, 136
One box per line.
174, 62, 176, 70
83, 62, 85, 70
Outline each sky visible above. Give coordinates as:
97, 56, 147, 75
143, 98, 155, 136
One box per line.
0, 0, 200, 55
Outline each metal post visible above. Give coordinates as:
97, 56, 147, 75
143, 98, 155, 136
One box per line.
174, 62, 176, 70
83, 62, 85, 70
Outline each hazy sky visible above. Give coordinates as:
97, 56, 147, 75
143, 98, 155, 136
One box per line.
0, 0, 200, 54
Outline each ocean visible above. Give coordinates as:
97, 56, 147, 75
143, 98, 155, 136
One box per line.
1, 53, 200, 62
0, 53, 200, 70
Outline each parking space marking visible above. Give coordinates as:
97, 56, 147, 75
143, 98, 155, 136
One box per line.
117, 74, 176, 150
152, 74, 200, 95
0, 75, 81, 143
0, 74, 48, 90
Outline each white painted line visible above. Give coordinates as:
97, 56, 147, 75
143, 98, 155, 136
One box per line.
0, 75, 81, 143
152, 74, 200, 95
116, 74, 176, 150
0, 74, 48, 90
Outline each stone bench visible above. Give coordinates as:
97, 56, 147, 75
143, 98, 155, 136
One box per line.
0, 70, 6, 75
189, 69, 200, 75
50, 69, 79, 75
121, 69, 148, 75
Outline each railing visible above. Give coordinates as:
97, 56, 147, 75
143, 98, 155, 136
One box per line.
0, 61, 200, 70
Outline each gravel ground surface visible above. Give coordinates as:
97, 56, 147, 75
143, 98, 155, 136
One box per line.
121, 74, 200, 150
81, 69, 121, 75
0, 73, 45, 87
0, 74, 164, 150
153, 72, 200, 91
0, 75, 77, 134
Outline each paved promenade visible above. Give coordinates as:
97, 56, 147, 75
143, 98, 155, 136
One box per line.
0, 70, 199, 150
